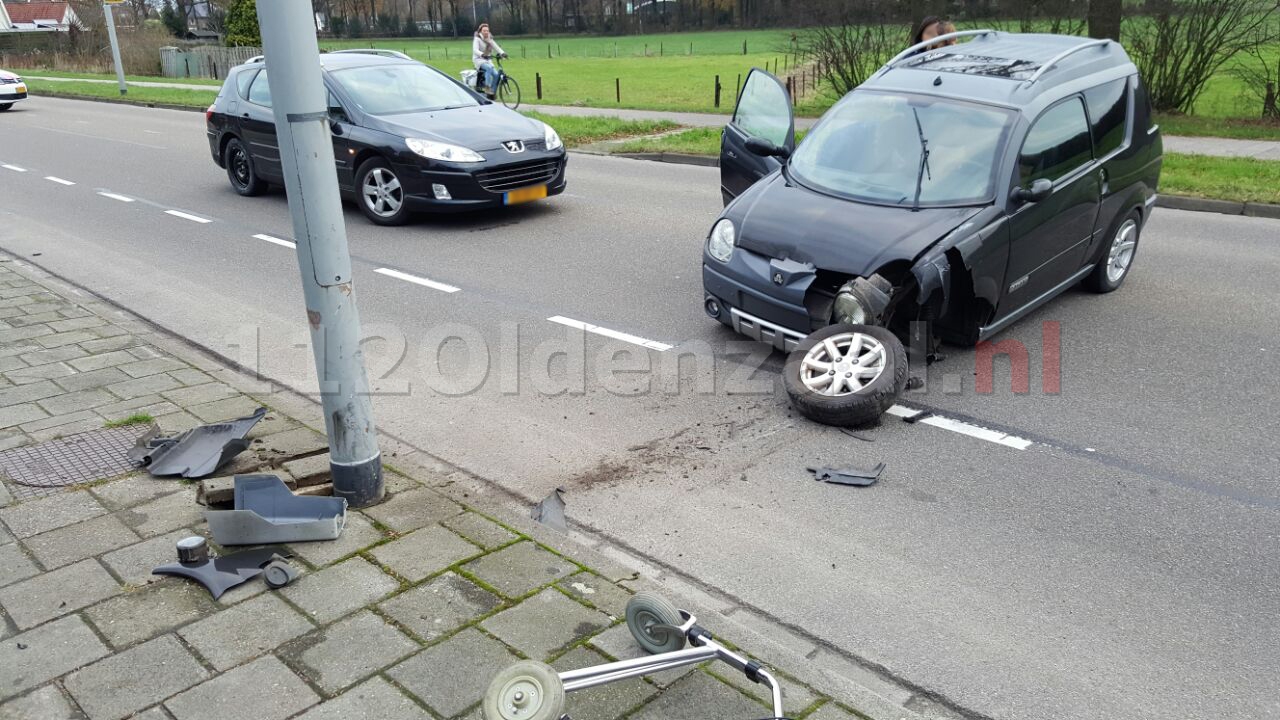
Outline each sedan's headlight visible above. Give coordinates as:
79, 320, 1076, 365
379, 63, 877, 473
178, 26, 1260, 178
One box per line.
406, 138, 484, 163
543, 122, 563, 151
707, 219, 735, 263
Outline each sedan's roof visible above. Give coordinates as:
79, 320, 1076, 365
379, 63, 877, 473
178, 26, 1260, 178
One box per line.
317, 52, 413, 71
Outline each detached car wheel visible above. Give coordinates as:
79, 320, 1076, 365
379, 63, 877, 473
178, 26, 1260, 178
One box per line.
224, 137, 267, 197
357, 158, 412, 226
784, 324, 908, 427
1084, 209, 1141, 293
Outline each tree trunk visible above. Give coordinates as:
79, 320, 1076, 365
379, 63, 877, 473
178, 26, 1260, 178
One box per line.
1088, 0, 1123, 41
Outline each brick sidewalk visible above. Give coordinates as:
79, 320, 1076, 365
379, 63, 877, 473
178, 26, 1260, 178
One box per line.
0, 256, 870, 720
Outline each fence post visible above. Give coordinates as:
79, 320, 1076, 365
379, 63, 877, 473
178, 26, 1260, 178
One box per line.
427, 46, 431, 59
548, 44, 552, 58
690, 42, 693, 55
786, 76, 793, 103
742, 39, 747, 55
714, 74, 721, 108
660, 42, 663, 56
616, 77, 620, 103
536, 72, 542, 100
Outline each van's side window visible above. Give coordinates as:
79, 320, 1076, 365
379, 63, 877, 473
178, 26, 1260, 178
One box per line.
1019, 98, 1093, 186
1083, 78, 1129, 158
248, 71, 272, 108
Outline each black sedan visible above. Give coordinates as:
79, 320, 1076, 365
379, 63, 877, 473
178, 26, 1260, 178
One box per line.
205, 52, 566, 225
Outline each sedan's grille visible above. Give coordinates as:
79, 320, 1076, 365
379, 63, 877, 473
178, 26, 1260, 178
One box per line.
475, 159, 560, 192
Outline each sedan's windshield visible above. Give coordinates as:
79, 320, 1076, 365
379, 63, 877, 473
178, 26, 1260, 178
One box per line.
332, 63, 479, 115
788, 91, 1016, 207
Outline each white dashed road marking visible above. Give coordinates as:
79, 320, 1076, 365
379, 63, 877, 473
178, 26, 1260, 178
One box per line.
374, 268, 460, 294
253, 234, 296, 249
165, 210, 212, 224
44, 176, 75, 186
2, 164, 27, 172
887, 405, 1034, 450
547, 316, 673, 352
97, 191, 134, 202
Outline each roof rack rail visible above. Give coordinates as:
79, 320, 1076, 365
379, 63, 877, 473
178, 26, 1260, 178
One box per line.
1020, 39, 1110, 86
246, 55, 264, 63
876, 29, 998, 78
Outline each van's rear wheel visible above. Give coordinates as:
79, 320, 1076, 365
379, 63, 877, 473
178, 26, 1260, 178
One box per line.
784, 324, 908, 427
1084, 210, 1141, 293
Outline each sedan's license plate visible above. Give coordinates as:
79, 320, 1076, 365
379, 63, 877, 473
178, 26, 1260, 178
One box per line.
505, 185, 547, 205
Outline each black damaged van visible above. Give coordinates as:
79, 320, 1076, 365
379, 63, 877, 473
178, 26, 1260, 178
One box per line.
702, 31, 1162, 426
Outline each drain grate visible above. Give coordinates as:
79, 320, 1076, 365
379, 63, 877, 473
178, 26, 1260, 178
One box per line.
0, 426, 142, 500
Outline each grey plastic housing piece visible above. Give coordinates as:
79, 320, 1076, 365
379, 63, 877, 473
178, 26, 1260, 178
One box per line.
206, 474, 347, 545
128, 407, 267, 478
153, 547, 288, 599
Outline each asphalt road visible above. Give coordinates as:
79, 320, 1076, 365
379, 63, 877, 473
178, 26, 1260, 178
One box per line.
2, 97, 1277, 720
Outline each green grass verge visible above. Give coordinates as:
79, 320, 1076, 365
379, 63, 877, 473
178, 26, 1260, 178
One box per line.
1160, 153, 1280, 204
611, 126, 723, 155
523, 110, 679, 146
1154, 113, 1280, 141
26, 79, 216, 108
12, 68, 224, 86
103, 413, 154, 428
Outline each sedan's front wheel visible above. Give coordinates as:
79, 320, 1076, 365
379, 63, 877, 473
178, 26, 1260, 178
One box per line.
357, 158, 411, 226
783, 324, 908, 427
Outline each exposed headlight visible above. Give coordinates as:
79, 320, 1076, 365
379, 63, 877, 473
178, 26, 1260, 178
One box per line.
406, 138, 484, 163
707, 218, 735, 263
543, 122, 563, 151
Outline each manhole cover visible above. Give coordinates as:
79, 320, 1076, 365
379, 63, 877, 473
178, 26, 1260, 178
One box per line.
0, 426, 141, 491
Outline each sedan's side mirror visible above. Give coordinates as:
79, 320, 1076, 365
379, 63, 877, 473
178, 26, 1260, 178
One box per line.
745, 136, 791, 159
1011, 178, 1053, 204
329, 121, 344, 135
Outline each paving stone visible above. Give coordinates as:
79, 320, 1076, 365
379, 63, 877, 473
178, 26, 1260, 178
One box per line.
159, 383, 238, 408
19, 345, 87, 367
187, 396, 263, 423
21, 514, 140, 570
0, 559, 120, 630
387, 628, 519, 718
0, 427, 29, 451
5, 362, 75, 385
482, 588, 609, 660
378, 572, 500, 642
0, 355, 24, 373
630, 671, 769, 720
0, 512, 13, 539
0, 616, 110, 701
708, 666, 817, 717
0, 325, 54, 345
65, 635, 209, 720
0, 295, 39, 310
52, 368, 129, 393
292, 676, 433, 720
131, 707, 169, 720
89, 394, 168, 419
589, 623, 695, 688
0, 403, 49, 429
18, 409, 99, 434
281, 556, 400, 624
442, 512, 518, 550
79, 336, 143, 355
369, 525, 481, 583
68, 351, 135, 373
806, 702, 862, 720
287, 512, 384, 568
165, 655, 318, 720
0, 543, 40, 588
362, 488, 462, 534
6, 311, 63, 328
36, 389, 116, 417
101, 529, 198, 587
553, 646, 658, 720
283, 610, 419, 694
118, 358, 186, 379
30, 417, 107, 443
0, 492, 106, 538
150, 411, 202, 434
463, 542, 577, 599
166, 369, 211, 387
558, 573, 633, 618
89, 476, 180, 512
126, 346, 164, 360
178, 591, 314, 671
0, 380, 64, 408
35, 332, 100, 350
104, 375, 180, 401
0, 306, 24, 321
116, 489, 202, 538
282, 453, 330, 485
47, 317, 105, 334
84, 581, 215, 649
98, 401, 178, 424
0, 684, 78, 719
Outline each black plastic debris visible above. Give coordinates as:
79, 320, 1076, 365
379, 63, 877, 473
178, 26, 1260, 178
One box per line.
531, 487, 567, 532
128, 407, 267, 478
205, 474, 347, 546
152, 536, 293, 599
807, 463, 885, 486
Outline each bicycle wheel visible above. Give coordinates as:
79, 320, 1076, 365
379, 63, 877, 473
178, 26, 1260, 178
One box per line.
498, 76, 521, 110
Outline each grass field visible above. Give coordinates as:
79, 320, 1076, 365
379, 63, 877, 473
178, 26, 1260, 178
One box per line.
15, 68, 224, 86
521, 111, 679, 145
24, 79, 217, 108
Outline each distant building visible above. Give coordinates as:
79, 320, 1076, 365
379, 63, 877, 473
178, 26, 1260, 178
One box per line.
0, 3, 12, 31
0, 1, 82, 31
185, 0, 221, 40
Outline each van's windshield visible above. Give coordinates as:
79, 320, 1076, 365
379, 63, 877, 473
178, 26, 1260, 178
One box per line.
788, 90, 1016, 207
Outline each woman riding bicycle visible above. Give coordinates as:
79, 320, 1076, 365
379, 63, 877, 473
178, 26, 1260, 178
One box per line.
472, 23, 507, 100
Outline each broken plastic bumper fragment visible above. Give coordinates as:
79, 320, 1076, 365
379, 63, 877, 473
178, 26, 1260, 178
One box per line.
807, 463, 885, 486
205, 474, 347, 546
128, 407, 267, 478
152, 543, 290, 599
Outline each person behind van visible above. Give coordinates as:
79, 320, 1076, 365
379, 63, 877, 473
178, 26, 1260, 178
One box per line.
472, 22, 507, 99
908, 16, 945, 52
936, 21, 958, 46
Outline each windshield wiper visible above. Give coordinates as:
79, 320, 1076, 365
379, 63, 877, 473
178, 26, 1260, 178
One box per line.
911, 107, 931, 212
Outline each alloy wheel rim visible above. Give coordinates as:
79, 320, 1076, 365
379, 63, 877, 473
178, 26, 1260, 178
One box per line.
799, 332, 886, 396
362, 167, 403, 217
1107, 219, 1138, 283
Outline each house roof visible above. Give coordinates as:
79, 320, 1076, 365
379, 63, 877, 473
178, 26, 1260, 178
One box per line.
4, 1, 72, 25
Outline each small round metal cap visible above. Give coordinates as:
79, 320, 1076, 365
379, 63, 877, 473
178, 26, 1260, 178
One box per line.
176, 536, 208, 564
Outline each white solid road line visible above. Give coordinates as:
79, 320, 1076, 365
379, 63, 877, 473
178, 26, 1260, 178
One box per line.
886, 404, 1034, 450
253, 233, 297, 249
44, 176, 76, 186
547, 316, 673, 352
374, 268, 460, 294
97, 191, 134, 202
1, 164, 27, 172
165, 210, 212, 224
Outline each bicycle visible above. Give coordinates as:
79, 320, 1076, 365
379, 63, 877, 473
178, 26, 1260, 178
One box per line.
473, 56, 521, 110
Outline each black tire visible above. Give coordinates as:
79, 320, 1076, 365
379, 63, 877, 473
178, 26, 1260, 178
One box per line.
498, 76, 521, 110
223, 137, 267, 197
0, 103, 13, 112
355, 157, 412, 226
1083, 209, 1141, 293
783, 323, 908, 428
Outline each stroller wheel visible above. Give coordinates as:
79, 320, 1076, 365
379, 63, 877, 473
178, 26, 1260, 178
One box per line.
626, 592, 686, 654
483, 660, 565, 720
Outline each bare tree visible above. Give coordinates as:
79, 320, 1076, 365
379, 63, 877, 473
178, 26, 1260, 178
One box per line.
1230, 20, 1280, 120
801, 18, 902, 97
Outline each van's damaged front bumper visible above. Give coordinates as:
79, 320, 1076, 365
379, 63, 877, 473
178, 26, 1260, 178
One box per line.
702, 246, 823, 352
